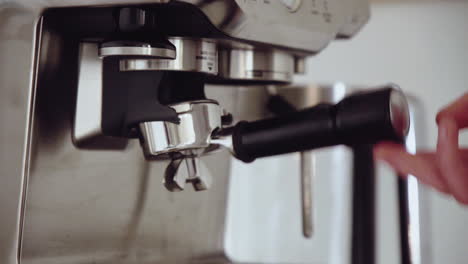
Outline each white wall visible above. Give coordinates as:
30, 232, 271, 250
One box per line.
295, 1, 468, 263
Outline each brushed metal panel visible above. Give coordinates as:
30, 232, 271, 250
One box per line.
20, 26, 232, 263
1, 0, 369, 54
0, 5, 41, 264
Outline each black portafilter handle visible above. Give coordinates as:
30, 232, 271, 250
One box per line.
232, 86, 410, 163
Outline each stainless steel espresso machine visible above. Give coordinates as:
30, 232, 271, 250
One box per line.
0, 1, 417, 263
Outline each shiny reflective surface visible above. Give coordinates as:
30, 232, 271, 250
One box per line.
121, 38, 218, 75
2, 0, 369, 54
0, 31, 426, 262
401, 96, 429, 264
226, 0, 369, 52
20, 73, 364, 263
0, 1, 413, 264
218, 49, 295, 83
22, 33, 231, 261
163, 155, 213, 192
73, 42, 128, 149
390, 87, 411, 139
99, 45, 176, 59
300, 151, 314, 238
139, 100, 222, 157
74, 43, 103, 145
0, 7, 41, 264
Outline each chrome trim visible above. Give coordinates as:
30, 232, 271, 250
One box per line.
218, 49, 295, 83
0, 6, 42, 263
99, 46, 176, 59
121, 38, 217, 74
74, 43, 104, 143
390, 87, 411, 139
18, 16, 43, 264
401, 96, 431, 264
139, 100, 222, 157
300, 151, 314, 238
163, 155, 213, 192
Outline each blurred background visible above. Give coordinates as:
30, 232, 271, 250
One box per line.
294, 0, 468, 263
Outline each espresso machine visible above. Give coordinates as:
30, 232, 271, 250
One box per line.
0, 0, 418, 263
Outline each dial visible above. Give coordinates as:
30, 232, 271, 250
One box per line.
280, 0, 302, 12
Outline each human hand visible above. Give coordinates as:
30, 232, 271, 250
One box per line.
374, 93, 468, 204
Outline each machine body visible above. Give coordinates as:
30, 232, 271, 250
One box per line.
0, 1, 419, 264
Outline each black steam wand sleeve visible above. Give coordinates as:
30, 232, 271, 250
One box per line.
232, 104, 336, 162
232, 88, 402, 163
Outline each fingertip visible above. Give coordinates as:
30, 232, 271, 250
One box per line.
432, 181, 451, 194
436, 119, 468, 203
396, 173, 408, 180
374, 141, 405, 150
435, 109, 448, 125
435, 93, 468, 128
373, 142, 406, 159
373, 143, 386, 158
373, 148, 409, 175
373, 146, 390, 161
439, 116, 458, 128
435, 112, 442, 125
435, 111, 457, 127
453, 194, 468, 206
374, 155, 400, 175
437, 117, 459, 150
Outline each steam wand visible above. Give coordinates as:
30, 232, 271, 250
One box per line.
214, 86, 409, 162
141, 86, 410, 192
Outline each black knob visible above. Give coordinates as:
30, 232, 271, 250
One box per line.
232, 86, 410, 162
117, 7, 147, 33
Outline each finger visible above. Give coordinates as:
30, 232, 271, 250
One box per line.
374, 142, 450, 193
436, 118, 468, 204
436, 92, 468, 129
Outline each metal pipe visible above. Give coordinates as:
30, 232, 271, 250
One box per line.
351, 144, 376, 264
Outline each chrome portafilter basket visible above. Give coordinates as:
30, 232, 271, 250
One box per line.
139, 100, 229, 191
